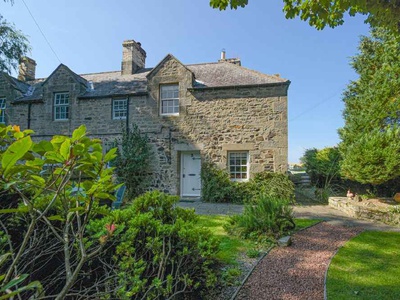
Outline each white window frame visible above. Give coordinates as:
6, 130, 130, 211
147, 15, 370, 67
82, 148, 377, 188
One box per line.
112, 98, 127, 120
228, 151, 250, 182
54, 92, 69, 121
160, 84, 179, 116
0, 98, 6, 124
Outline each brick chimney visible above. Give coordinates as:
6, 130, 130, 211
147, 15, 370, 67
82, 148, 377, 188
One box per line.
18, 57, 36, 81
121, 40, 146, 75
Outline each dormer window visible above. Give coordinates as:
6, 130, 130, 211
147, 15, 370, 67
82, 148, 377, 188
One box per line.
160, 84, 179, 115
0, 98, 6, 124
54, 92, 69, 120
113, 98, 127, 119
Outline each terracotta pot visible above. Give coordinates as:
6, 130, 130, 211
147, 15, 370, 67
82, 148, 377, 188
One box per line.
394, 193, 400, 203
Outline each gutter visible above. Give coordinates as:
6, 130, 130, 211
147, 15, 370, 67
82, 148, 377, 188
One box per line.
188, 81, 291, 92
78, 91, 148, 100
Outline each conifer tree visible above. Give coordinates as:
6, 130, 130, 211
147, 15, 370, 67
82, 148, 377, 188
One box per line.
339, 28, 400, 185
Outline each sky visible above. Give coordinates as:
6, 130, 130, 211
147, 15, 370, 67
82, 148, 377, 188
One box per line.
2, 0, 370, 163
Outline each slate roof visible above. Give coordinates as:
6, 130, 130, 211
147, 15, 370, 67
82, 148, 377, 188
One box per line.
2, 73, 30, 94
79, 68, 150, 99
187, 61, 287, 88
12, 60, 288, 102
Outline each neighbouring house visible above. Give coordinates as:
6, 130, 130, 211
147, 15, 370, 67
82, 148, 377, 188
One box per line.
0, 39, 290, 197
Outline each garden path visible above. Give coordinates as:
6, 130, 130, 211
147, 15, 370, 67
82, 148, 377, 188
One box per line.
177, 201, 400, 299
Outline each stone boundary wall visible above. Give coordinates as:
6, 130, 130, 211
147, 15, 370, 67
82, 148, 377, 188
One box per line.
329, 197, 400, 226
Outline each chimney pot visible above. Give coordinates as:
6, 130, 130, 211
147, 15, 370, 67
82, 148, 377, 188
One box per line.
220, 49, 226, 60
18, 57, 36, 81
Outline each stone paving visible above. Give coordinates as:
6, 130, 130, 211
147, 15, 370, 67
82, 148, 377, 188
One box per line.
177, 200, 400, 232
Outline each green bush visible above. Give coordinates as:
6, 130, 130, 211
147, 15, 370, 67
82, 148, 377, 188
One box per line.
301, 147, 342, 188
87, 191, 219, 299
249, 172, 295, 203
201, 162, 294, 204
200, 162, 236, 203
225, 194, 295, 240
113, 124, 152, 200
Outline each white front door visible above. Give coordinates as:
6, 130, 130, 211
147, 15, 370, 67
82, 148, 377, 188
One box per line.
181, 152, 201, 197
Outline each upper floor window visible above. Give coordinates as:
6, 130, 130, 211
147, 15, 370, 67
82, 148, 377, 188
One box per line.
54, 92, 69, 120
113, 99, 127, 120
160, 84, 179, 115
0, 98, 5, 124
228, 151, 249, 181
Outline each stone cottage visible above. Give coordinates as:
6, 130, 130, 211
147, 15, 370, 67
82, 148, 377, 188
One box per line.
0, 40, 290, 197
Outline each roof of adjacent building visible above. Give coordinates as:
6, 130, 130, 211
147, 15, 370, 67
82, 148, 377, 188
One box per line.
11, 58, 289, 102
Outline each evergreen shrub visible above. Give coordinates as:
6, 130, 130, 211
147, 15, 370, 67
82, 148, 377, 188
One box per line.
201, 162, 294, 204
87, 191, 219, 299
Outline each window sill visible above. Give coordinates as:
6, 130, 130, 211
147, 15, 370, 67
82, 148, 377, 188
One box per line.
230, 179, 249, 183
160, 113, 180, 117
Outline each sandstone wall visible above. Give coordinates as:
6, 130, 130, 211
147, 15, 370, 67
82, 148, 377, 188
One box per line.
4, 58, 288, 196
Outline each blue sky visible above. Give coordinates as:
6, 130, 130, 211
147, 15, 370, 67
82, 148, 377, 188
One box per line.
2, 0, 370, 162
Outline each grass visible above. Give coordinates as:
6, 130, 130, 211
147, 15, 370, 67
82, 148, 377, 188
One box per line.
196, 215, 320, 265
196, 215, 254, 264
327, 231, 400, 300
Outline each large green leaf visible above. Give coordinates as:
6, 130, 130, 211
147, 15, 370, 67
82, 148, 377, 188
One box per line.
104, 147, 117, 163
60, 139, 71, 160
72, 125, 87, 141
1, 136, 32, 177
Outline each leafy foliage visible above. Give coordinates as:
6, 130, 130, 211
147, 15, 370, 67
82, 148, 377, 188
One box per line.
0, 4, 30, 74
201, 162, 294, 204
339, 28, 400, 185
225, 194, 295, 240
301, 147, 342, 188
113, 124, 152, 200
210, 0, 400, 32
200, 162, 241, 203
341, 128, 400, 185
251, 171, 295, 203
87, 191, 219, 299
0, 124, 118, 299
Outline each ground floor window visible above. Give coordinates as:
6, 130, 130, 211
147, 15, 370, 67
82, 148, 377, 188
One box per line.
228, 151, 249, 181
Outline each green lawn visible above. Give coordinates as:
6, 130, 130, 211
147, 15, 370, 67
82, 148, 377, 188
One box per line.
196, 215, 320, 264
327, 231, 400, 300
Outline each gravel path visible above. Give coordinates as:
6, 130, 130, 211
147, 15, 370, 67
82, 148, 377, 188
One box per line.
236, 222, 363, 300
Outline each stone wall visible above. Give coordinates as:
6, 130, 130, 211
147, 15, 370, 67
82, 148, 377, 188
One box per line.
3, 57, 288, 196
329, 197, 400, 226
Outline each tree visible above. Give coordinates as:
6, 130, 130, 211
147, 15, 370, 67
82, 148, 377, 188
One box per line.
0, 1, 30, 73
339, 28, 400, 185
300, 147, 342, 188
209, 0, 400, 32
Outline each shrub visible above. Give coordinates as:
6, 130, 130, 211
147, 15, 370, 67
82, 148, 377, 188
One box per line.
225, 194, 295, 240
249, 172, 295, 203
200, 162, 238, 203
113, 124, 152, 199
201, 161, 295, 204
87, 191, 219, 299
